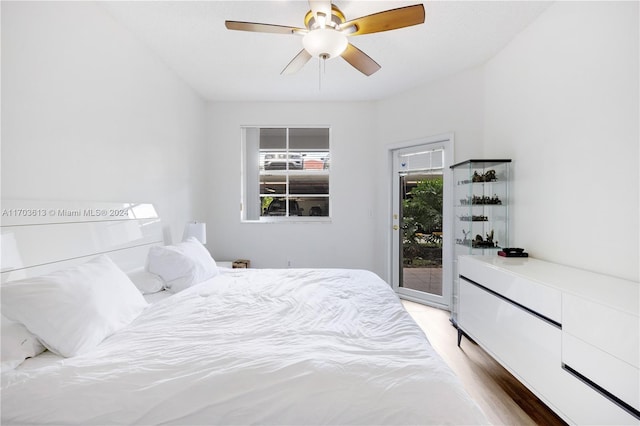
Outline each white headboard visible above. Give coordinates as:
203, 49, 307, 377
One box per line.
1, 200, 164, 283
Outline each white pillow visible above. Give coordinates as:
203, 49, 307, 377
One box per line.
1, 315, 46, 370
127, 268, 165, 294
146, 237, 218, 293
1, 256, 148, 358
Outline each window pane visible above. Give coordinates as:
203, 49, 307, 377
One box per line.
260, 174, 286, 195
297, 197, 329, 217
301, 151, 330, 171
399, 148, 443, 172
263, 152, 303, 170
289, 128, 329, 150
260, 128, 286, 170
290, 128, 330, 172
259, 128, 286, 149
260, 196, 329, 217
289, 173, 329, 195
261, 197, 304, 217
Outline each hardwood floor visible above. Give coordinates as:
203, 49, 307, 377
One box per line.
402, 300, 567, 426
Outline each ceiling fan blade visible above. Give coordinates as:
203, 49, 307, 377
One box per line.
225, 21, 306, 35
341, 43, 381, 76
339, 4, 425, 36
281, 49, 313, 75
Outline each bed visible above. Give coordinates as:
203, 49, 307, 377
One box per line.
1, 200, 488, 425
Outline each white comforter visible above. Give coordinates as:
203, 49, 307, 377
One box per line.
2, 268, 488, 425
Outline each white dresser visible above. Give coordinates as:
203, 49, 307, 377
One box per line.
458, 255, 639, 425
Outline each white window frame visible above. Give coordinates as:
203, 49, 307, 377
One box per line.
241, 126, 331, 223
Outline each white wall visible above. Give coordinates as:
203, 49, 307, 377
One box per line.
375, 66, 486, 163
1, 1, 208, 243
373, 66, 486, 278
3, 1, 636, 283
206, 68, 485, 278
483, 1, 639, 281
374, 1, 638, 283
206, 102, 380, 273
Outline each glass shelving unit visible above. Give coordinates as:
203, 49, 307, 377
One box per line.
450, 159, 511, 326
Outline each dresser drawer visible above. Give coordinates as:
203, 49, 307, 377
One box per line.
459, 256, 561, 323
563, 294, 640, 412
563, 294, 639, 369
459, 277, 562, 399
563, 333, 640, 412
556, 361, 640, 425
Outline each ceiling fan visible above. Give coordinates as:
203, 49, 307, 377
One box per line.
225, 1, 425, 76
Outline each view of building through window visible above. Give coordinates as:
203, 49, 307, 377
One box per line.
242, 127, 330, 221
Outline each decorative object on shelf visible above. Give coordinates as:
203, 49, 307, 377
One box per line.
458, 169, 498, 185
456, 230, 498, 248
472, 169, 497, 183
459, 214, 488, 222
474, 230, 498, 248
232, 259, 251, 268
460, 194, 502, 205
183, 222, 207, 244
498, 248, 528, 257
456, 229, 472, 247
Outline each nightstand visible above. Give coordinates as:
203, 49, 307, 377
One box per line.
217, 260, 250, 269
232, 259, 250, 268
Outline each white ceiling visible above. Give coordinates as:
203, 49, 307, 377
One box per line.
101, 1, 552, 102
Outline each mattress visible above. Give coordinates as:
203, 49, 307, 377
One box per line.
2, 268, 488, 425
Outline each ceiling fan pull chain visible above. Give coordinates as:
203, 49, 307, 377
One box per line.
318, 53, 329, 90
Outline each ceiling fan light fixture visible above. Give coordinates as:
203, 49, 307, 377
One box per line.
302, 28, 348, 59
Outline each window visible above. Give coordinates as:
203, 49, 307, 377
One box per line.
242, 127, 330, 221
